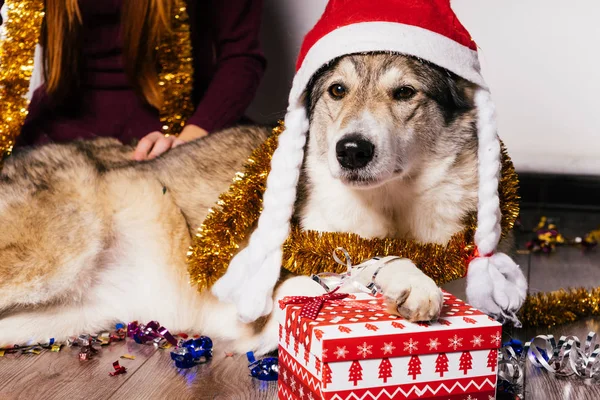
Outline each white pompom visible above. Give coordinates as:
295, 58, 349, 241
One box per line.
466, 253, 527, 326
467, 88, 527, 325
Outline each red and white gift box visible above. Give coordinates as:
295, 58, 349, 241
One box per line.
277, 291, 501, 400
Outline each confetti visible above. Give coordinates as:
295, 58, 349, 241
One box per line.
109, 361, 127, 376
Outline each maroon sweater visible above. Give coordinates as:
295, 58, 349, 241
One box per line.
3, 0, 265, 146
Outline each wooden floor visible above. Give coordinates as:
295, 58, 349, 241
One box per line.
1, 206, 599, 400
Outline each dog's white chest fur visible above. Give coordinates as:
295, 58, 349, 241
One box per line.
300, 154, 476, 244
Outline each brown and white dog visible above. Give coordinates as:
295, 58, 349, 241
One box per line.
0, 53, 482, 354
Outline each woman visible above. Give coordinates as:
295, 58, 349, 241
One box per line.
0, 0, 265, 160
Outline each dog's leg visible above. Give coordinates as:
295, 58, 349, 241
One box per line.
347, 258, 444, 321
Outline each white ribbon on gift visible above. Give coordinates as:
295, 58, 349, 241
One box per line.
311, 248, 400, 295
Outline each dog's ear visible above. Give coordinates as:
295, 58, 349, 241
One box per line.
446, 75, 477, 111
408, 57, 477, 124
435, 73, 478, 125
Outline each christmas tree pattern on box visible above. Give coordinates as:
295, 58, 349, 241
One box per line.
277, 291, 501, 400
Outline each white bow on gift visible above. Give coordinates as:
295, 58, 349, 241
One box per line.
310, 247, 400, 295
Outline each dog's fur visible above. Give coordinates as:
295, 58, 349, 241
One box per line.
0, 54, 479, 354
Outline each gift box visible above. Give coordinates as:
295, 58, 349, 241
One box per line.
277, 291, 501, 400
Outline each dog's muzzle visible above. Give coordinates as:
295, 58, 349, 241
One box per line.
335, 135, 375, 170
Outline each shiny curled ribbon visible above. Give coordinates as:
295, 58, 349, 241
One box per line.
311, 248, 394, 295
170, 336, 213, 369
499, 331, 600, 398
127, 321, 178, 347
498, 344, 526, 398
280, 287, 349, 320
109, 361, 127, 376
247, 351, 279, 381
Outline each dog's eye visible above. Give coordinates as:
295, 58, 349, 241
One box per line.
328, 84, 347, 100
393, 86, 416, 100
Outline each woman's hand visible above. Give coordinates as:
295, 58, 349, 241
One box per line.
176, 124, 209, 145
133, 125, 208, 161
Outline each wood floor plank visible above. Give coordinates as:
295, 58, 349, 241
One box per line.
528, 248, 600, 295
520, 207, 600, 400
0, 340, 157, 400
110, 339, 277, 400
0, 351, 54, 390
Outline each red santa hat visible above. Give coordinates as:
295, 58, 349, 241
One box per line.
213, 0, 527, 323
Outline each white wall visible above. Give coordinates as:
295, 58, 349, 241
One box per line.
247, 0, 327, 122
247, 0, 600, 175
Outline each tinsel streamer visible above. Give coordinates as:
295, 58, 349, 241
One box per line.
519, 287, 600, 328
157, 0, 194, 136
0, 0, 45, 163
186, 122, 520, 291
186, 124, 284, 289
283, 226, 472, 287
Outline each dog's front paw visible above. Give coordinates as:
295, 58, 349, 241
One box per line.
377, 259, 443, 322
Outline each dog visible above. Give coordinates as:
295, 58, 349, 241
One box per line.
0, 53, 479, 354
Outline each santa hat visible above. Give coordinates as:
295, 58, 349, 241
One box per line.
212, 0, 527, 323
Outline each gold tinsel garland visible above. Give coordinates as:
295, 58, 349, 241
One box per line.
187, 123, 520, 290
157, 0, 194, 136
518, 288, 600, 328
186, 124, 285, 289
0, 0, 45, 162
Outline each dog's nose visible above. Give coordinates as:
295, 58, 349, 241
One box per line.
336, 136, 375, 169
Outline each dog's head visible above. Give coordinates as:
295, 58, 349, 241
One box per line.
305, 53, 478, 188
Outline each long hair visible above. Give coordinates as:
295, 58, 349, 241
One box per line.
43, 0, 172, 109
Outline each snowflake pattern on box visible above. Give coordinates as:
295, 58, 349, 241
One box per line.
335, 346, 349, 359
470, 335, 484, 347
356, 342, 373, 358
403, 338, 419, 354
448, 334, 463, 350
427, 338, 440, 351
381, 342, 396, 355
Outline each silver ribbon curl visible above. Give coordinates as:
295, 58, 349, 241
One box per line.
499, 331, 600, 397
311, 247, 397, 295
